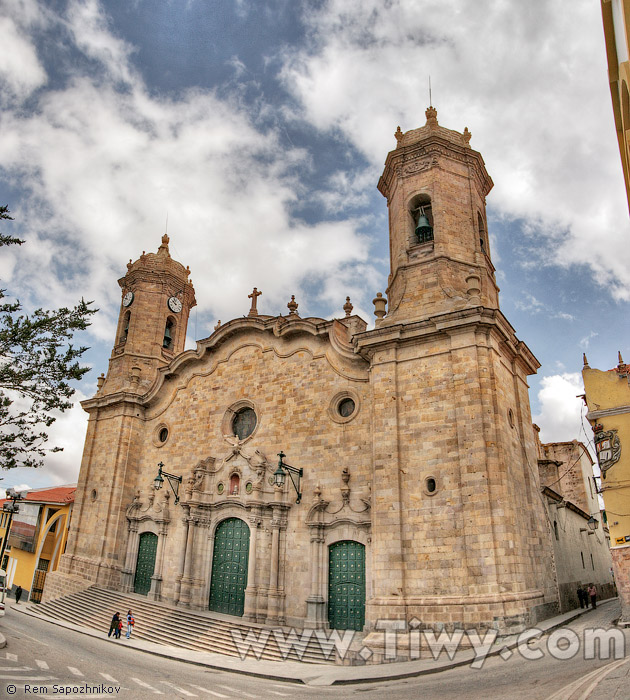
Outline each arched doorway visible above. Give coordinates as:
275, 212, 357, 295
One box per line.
328, 540, 365, 631
134, 532, 158, 595
209, 517, 250, 616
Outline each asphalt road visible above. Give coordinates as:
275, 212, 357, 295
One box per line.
0, 602, 628, 699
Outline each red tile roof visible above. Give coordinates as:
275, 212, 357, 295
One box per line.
0, 485, 76, 506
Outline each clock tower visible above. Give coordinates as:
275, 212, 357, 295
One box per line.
102, 234, 196, 395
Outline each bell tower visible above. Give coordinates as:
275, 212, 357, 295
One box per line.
377, 106, 499, 324
103, 234, 196, 394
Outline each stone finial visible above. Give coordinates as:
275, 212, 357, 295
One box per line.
129, 366, 141, 386
425, 105, 438, 128
97, 372, 106, 390
214, 319, 221, 331
465, 274, 481, 305
158, 234, 170, 256
287, 295, 299, 316
127, 259, 133, 270
248, 287, 262, 317
619, 351, 624, 365
373, 292, 387, 320
395, 126, 403, 146
583, 353, 589, 368
463, 127, 472, 145
343, 296, 353, 317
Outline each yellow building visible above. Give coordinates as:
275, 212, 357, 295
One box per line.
601, 0, 630, 212
582, 354, 630, 625
1, 486, 75, 603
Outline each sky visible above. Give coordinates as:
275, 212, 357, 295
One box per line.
1, 0, 629, 493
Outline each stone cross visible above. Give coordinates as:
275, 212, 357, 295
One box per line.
248, 287, 262, 316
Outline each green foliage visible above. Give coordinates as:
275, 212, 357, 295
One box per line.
0, 206, 96, 470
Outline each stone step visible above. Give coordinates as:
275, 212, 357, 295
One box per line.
34, 586, 334, 663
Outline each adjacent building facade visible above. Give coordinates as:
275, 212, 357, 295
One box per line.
45, 108, 560, 639
601, 0, 630, 212
582, 355, 630, 624
536, 435, 615, 611
1, 486, 75, 602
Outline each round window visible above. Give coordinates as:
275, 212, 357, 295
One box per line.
232, 407, 257, 440
159, 427, 169, 443
426, 477, 437, 493
338, 398, 356, 418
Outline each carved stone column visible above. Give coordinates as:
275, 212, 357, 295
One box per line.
178, 513, 196, 607
121, 521, 140, 593
148, 522, 168, 601
175, 515, 189, 603
305, 525, 326, 628
266, 498, 283, 624
191, 517, 211, 610
243, 512, 261, 621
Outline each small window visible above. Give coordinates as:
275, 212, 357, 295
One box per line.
581, 552, 585, 569
478, 212, 487, 254
591, 553, 594, 571
554, 521, 559, 541
426, 477, 436, 493
121, 311, 130, 344
338, 398, 355, 418
232, 407, 257, 440
159, 427, 169, 443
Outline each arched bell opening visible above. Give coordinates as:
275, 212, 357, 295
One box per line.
408, 193, 434, 246
163, 316, 176, 349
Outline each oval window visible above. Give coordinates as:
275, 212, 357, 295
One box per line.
426, 477, 437, 494
338, 398, 356, 418
232, 407, 257, 440
159, 427, 169, 443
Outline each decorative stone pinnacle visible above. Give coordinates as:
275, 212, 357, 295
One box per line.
214, 319, 221, 331
248, 287, 262, 316
395, 126, 403, 145
372, 292, 387, 320
287, 295, 299, 316
425, 105, 438, 128
583, 353, 589, 368
463, 127, 472, 145
618, 351, 624, 365
343, 296, 353, 317
158, 234, 170, 256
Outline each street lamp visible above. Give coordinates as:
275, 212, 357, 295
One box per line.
153, 462, 182, 505
587, 516, 599, 531
274, 452, 303, 504
0, 488, 24, 565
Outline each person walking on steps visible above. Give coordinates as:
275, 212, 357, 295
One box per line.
14, 586, 22, 604
126, 609, 134, 639
108, 612, 120, 638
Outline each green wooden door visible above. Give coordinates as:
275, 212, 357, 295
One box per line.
209, 518, 250, 616
328, 541, 365, 631
134, 532, 158, 595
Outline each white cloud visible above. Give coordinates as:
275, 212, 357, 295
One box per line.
533, 373, 587, 444
0, 15, 47, 102
279, 0, 630, 297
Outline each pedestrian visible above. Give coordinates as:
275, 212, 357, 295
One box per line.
576, 586, 585, 609
108, 612, 120, 638
14, 585, 22, 604
126, 609, 134, 639
116, 618, 123, 639
588, 583, 597, 609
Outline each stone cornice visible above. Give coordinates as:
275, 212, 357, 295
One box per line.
353, 306, 540, 375
587, 405, 630, 420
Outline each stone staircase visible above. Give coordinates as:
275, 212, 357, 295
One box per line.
31, 586, 336, 664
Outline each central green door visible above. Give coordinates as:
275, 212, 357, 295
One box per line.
134, 532, 158, 595
209, 518, 250, 616
328, 540, 365, 631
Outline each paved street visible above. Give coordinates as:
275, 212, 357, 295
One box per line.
0, 601, 629, 699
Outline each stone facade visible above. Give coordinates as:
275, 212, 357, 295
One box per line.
45, 108, 559, 639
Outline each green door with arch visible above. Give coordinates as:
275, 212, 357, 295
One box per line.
328, 540, 365, 631
134, 532, 158, 595
209, 518, 250, 616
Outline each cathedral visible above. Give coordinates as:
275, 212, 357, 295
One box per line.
44, 107, 560, 638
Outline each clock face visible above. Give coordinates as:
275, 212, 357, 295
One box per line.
122, 291, 134, 307
168, 296, 183, 313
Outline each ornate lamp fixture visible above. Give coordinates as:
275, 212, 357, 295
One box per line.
587, 516, 599, 531
153, 461, 182, 504
274, 451, 303, 504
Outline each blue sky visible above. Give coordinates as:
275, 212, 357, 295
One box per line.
1, 0, 629, 492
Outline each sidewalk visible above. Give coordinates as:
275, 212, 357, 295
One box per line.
10, 598, 624, 688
